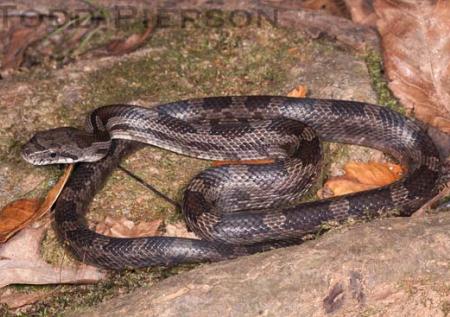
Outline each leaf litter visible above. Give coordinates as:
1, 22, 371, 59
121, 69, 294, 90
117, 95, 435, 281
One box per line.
0, 224, 105, 289
375, 0, 450, 133
0, 10, 155, 76
0, 164, 106, 293
95, 216, 162, 238
0, 165, 73, 243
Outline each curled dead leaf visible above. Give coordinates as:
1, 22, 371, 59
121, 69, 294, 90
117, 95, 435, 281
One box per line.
322, 178, 376, 197
0, 165, 73, 243
300, 0, 350, 18
95, 216, 162, 238
342, 162, 403, 186
0, 225, 105, 288
287, 85, 308, 98
39, 165, 74, 216
94, 23, 154, 56
321, 162, 403, 197
0, 199, 40, 242
1, 23, 48, 74
164, 222, 198, 239
0, 289, 53, 309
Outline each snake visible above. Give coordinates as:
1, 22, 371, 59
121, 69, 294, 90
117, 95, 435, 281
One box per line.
21, 96, 442, 270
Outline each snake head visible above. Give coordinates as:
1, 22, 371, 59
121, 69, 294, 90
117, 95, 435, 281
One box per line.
21, 127, 111, 165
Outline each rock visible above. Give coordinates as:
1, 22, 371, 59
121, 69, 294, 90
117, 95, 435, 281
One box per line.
71, 212, 450, 317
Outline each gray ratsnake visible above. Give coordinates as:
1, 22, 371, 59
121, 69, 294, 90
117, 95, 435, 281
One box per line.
21, 96, 442, 269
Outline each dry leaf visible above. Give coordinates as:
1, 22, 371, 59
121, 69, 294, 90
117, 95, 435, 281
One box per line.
323, 178, 376, 196
0, 225, 105, 288
343, 162, 403, 186
96, 23, 154, 56
375, 0, 450, 133
303, 0, 350, 18
0, 199, 40, 242
288, 85, 309, 98
1, 23, 48, 73
0, 165, 73, 243
0, 289, 53, 309
164, 222, 198, 239
95, 216, 162, 238
38, 165, 73, 217
344, 0, 377, 26
322, 162, 403, 197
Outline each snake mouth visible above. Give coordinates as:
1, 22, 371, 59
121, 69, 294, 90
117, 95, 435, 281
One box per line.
21, 143, 61, 165
21, 151, 72, 165
21, 135, 47, 165
21, 144, 37, 164
20, 149, 48, 165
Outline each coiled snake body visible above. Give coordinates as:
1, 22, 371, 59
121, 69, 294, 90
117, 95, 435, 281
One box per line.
22, 96, 442, 269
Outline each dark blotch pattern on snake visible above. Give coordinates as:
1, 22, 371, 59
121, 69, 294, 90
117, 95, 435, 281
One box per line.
21, 96, 442, 269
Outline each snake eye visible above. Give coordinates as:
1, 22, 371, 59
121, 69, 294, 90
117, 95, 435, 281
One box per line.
50, 152, 57, 158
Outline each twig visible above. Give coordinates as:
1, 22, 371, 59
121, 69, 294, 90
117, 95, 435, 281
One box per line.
413, 182, 450, 217
118, 165, 181, 210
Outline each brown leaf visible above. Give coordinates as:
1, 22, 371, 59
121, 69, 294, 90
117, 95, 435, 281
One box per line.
343, 162, 403, 186
301, 0, 350, 18
164, 222, 198, 239
96, 23, 154, 56
0, 199, 40, 243
322, 177, 378, 196
322, 162, 403, 197
1, 23, 48, 73
0, 225, 105, 288
0, 289, 53, 309
38, 165, 74, 218
344, 0, 377, 26
0, 165, 73, 243
95, 216, 162, 238
287, 85, 309, 98
374, 0, 450, 133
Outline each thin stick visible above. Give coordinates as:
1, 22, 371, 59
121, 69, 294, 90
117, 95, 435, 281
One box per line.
118, 165, 181, 210
413, 181, 450, 217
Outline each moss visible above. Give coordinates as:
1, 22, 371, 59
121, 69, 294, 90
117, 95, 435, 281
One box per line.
82, 24, 305, 108
365, 51, 404, 114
